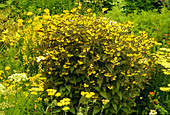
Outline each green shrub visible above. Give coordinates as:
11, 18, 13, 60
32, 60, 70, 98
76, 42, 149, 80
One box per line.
105, 7, 170, 44
123, 0, 168, 14
18, 3, 157, 114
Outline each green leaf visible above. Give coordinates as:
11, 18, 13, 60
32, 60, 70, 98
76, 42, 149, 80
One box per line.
75, 69, 86, 75
70, 66, 74, 73
112, 89, 115, 95
106, 63, 113, 73
93, 86, 100, 92
121, 108, 129, 113
97, 77, 103, 87
108, 107, 116, 113
79, 96, 86, 104
116, 81, 120, 91
0, 4, 7, 8
102, 54, 108, 62
119, 60, 128, 65
59, 85, 65, 92
6, 0, 14, 5
66, 85, 71, 92
112, 104, 117, 111
93, 106, 100, 114
117, 91, 122, 101
51, 109, 61, 113
100, 91, 107, 98
54, 81, 64, 86
69, 106, 75, 114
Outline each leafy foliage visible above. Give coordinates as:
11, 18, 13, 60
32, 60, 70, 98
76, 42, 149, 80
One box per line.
17, 2, 157, 114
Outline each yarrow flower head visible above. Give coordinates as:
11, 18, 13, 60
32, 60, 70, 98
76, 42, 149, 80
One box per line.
149, 110, 157, 115
102, 99, 110, 105
46, 89, 57, 96
8, 73, 28, 82
36, 56, 45, 62
62, 106, 70, 111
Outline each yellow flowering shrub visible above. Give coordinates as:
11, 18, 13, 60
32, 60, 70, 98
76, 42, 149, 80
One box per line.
18, 3, 157, 114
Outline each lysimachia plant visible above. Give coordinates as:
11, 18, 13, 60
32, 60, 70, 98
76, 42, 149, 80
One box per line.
17, 1, 157, 114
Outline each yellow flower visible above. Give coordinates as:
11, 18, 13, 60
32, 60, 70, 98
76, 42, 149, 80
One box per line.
160, 87, 170, 92
31, 91, 38, 95
46, 89, 57, 96
34, 104, 37, 109
62, 106, 70, 111
44, 9, 50, 14
84, 83, 89, 87
102, 8, 108, 13
107, 86, 113, 89
27, 11, 33, 16
86, 8, 91, 12
38, 97, 42, 101
63, 10, 69, 14
17, 19, 23, 23
90, 92, 95, 96
5, 66, 10, 71
44, 98, 49, 102
81, 91, 86, 96
28, 19, 32, 23
34, 16, 40, 21
4, 96, 8, 100
55, 92, 61, 97
102, 99, 109, 105
85, 93, 92, 98
57, 102, 62, 106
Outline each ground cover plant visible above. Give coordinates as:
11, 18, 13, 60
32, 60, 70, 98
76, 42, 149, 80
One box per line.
0, 0, 169, 114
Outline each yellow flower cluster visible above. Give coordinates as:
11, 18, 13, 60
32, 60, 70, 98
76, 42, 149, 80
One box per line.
57, 98, 71, 107
28, 74, 46, 95
154, 46, 170, 75
46, 89, 57, 96
160, 84, 170, 92
102, 99, 109, 105
81, 91, 95, 98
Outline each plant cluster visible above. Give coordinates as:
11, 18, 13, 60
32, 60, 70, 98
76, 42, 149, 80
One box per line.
16, 2, 158, 114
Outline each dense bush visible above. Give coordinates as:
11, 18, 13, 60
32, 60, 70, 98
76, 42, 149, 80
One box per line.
16, 3, 158, 114
105, 6, 170, 44
123, 0, 168, 14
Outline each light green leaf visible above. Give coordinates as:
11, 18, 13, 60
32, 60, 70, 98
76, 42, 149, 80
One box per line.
100, 91, 107, 98
102, 54, 108, 62
0, 4, 7, 8
66, 85, 71, 92
93, 86, 100, 92
97, 77, 103, 87
93, 106, 100, 114
116, 81, 120, 91
70, 66, 74, 73
69, 106, 75, 114
112, 104, 117, 111
106, 63, 113, 73
6, 0, 14, 5
79, 96, 86, 104
117, 91, 122, 101
59, 85, 65, 92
